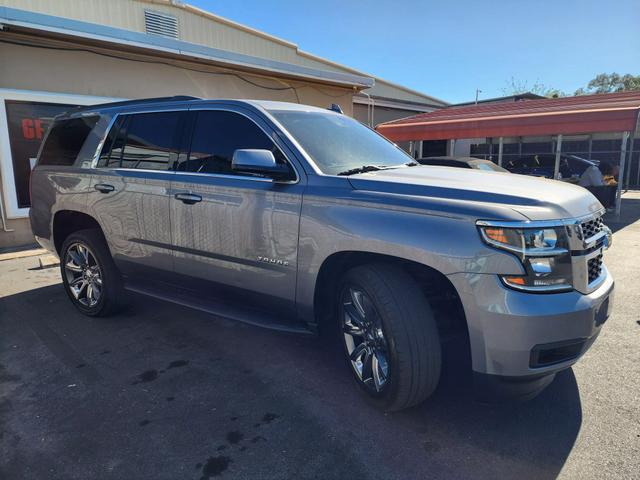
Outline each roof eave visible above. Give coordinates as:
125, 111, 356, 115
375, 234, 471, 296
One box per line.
0, 6, 374, 89
377, 108, 640, 142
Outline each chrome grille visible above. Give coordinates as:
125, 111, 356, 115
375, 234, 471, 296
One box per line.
588, 254, 603, 284
569, 212, 608, 293
581, 216, 604, 240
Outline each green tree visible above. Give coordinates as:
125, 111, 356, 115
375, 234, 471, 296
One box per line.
574, 73, 640, 95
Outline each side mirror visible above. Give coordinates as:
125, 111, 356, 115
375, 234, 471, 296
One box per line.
231, 149, 290, 180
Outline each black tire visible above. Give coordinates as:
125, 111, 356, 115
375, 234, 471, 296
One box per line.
60, 229, 125, 317
338, 263, 441, 411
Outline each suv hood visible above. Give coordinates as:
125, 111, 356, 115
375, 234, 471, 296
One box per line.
347, 166, 604, 221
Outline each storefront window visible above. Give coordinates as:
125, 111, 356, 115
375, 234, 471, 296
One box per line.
5, 100, 74, 208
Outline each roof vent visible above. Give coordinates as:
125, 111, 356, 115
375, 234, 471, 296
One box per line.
144, 10, 179, 39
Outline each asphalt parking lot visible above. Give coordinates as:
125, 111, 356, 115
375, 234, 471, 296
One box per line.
1, 194, 639, 480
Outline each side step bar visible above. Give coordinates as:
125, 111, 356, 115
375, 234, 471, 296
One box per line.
125, 282, 314, 336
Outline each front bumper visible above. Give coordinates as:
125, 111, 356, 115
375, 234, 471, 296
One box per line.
448, 269, 614, 380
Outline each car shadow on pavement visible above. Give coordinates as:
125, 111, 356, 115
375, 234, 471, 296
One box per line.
605, 194, 640, 233
1, 284, 582, 480
308, 331, 584, 480
390, 366, 582, 479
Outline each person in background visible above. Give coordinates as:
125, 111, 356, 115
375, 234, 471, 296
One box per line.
600, 162, 619, 186
578, 161, 605, 187
579, 161, 618, 209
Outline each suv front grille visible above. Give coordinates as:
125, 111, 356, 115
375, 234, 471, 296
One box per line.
581, 216, 604, 240
569, 213, 608, 293
588, 254, 603, 284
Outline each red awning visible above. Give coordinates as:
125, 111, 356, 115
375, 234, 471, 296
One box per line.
376, 91, 640, 142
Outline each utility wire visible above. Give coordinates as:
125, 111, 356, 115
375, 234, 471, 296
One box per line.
0, 37, 310, 103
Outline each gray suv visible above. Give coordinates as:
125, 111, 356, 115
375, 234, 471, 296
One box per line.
29, 97, 614, 411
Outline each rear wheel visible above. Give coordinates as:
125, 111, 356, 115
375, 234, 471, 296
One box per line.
60, 229, 125, 316
338, 263, 441, 411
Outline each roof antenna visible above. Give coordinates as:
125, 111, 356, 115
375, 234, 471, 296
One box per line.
328, 103, 343, 114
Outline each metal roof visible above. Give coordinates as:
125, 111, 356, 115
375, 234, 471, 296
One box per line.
0, 6, 374, 89
450, 92, 544, 107
377, 91, 640, 141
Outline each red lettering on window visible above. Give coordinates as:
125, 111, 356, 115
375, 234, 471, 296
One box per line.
20, 118, 46, 140
34, 119, 44, 139
22, 119, 35, 139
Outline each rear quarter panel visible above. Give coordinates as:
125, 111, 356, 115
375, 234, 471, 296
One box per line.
29, 166, 92, 249
29, 114, 110, 250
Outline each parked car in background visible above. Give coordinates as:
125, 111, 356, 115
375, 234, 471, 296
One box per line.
419, 156, 509, 172
30, 97, 614, 411
504, 153, 599, 181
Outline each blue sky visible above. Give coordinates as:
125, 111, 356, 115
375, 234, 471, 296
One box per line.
189, 0, 640, 104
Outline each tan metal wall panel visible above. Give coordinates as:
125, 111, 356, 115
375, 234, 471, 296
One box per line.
2, 0, 146, 32
366, 80, 447, 106
1, 0, 304, 63
354, 103, 425, 127
0, 42, 354, 113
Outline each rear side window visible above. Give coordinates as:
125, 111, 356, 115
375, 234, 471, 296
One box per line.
39, 116, 99, 166
178, 110, 293, 178
98, 111, 184, 170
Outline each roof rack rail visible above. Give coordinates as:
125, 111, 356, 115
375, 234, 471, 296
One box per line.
71, 95, 201, 113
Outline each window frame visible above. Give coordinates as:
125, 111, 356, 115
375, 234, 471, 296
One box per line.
95, 109, 188, 172
179, 106, 300, 184
93, 107, 300, 184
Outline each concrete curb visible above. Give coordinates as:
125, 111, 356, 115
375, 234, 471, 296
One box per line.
38, 254, 60, 269
0, 248, 49, 262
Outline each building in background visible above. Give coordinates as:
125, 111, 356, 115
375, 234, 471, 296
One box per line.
0, 0, 445, 249
376, 91, 640, 214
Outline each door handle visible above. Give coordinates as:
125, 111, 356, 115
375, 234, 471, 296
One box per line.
174, 193, 202, 205
94, 183, 115, 193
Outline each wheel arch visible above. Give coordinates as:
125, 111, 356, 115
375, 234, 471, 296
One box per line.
52, 210, 104, 255
313, 251, 469, 343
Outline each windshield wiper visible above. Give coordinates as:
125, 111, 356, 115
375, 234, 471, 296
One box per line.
337, 165, 387, 176
337, 162, 419, 176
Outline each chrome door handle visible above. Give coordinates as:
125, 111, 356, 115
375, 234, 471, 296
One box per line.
174, 193, 202, 205
94, 183, 115, 193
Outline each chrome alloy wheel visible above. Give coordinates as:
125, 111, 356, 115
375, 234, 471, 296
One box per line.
64, 243, 103, 308
341, 286, 390, 393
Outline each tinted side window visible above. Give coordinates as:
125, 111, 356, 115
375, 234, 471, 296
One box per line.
39, 116, 99, 166
119, 112, 184, 170
180, 110, 293, 178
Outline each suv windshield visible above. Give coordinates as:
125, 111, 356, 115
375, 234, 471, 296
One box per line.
271, 110, 415, 175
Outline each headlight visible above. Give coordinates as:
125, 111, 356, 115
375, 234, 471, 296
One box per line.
477, 223, 573, 292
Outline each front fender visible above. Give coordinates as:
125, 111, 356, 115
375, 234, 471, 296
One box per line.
295, 190, 524, 322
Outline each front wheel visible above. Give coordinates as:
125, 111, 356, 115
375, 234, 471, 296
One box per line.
338, 264, 442, 411
60, 229, 125, 317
